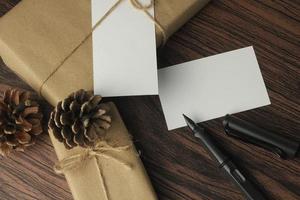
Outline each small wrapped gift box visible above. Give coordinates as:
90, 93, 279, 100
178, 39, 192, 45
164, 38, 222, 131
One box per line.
0, 0, 210, 199
50, 101, 157, 200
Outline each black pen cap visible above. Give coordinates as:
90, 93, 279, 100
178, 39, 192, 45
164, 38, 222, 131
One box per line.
223, 114, 299, 159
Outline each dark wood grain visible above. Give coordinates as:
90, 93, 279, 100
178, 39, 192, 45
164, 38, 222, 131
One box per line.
0, 0, 299, 200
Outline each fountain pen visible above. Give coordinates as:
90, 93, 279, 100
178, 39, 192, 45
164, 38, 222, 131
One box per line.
183, 114, 266, 200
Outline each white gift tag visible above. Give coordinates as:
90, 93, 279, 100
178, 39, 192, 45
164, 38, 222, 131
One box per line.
92, 0, 158, 97
158, 47, 271, 130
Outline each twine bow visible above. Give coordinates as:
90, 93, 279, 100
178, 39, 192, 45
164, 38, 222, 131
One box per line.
54, 141, 132, 200
39, 0, 166, 97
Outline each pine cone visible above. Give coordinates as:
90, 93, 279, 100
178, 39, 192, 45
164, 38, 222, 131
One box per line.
0, 89, 43, 156
48, 90, 111, 149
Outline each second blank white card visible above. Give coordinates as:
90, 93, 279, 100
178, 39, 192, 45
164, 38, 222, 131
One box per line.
158, 47, 271, 130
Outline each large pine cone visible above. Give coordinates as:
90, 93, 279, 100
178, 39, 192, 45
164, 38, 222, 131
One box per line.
48, 90, 111, 149
0, 89, 43, 156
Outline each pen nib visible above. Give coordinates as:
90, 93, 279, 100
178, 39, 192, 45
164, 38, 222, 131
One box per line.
183, 114, 197, 130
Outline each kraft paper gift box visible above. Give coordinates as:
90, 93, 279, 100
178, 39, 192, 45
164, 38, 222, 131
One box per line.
0, 0, 210, 199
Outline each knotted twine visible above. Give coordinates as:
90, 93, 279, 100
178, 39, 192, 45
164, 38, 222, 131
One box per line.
54, 141, 133, 200
39, 0, 166, 97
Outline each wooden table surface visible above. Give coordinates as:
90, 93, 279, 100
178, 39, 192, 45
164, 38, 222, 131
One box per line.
0, 0, 299, 200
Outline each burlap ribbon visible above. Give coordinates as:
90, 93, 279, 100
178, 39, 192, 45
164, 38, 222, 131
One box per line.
39, 0, 166, 97
54, 141, 133, 200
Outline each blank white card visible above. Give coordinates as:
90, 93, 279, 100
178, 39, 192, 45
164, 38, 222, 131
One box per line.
158, 47, 271, 130
92, 0, 158, 97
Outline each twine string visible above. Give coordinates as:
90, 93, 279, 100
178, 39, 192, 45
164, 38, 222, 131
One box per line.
130, 0, 166, 44
54, 141, 132, 200
39, 0, 166, 97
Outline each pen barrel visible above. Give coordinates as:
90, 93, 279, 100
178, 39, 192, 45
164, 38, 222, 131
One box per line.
194, 127, 228, 165
223, 115, 299, 159
221, 160, 267, 200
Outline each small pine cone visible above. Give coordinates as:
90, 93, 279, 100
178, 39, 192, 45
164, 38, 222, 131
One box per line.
0, 89, 43, 156
48, 90, 111, 150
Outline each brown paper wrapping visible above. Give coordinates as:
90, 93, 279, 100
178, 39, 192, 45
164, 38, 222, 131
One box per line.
0, 0, 210, 106
0, 0, 210, 199
50, 102, 156, 200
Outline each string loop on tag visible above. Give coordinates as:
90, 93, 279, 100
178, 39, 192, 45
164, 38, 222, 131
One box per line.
130, 0, 153, 10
